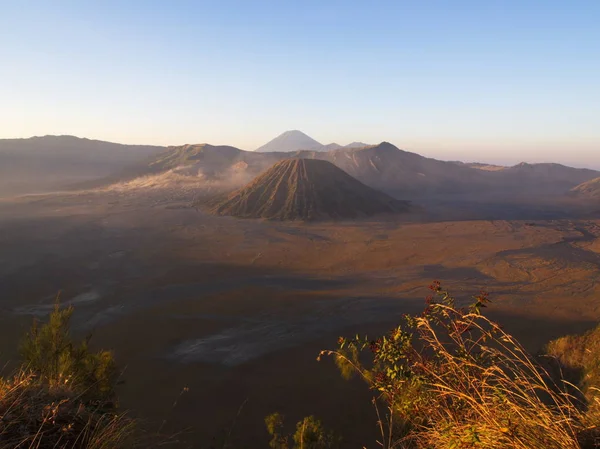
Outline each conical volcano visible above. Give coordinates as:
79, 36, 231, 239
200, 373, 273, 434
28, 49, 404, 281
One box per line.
206, 158, 410, 221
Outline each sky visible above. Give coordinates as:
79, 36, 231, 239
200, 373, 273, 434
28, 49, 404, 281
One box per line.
1, 0, 599, 167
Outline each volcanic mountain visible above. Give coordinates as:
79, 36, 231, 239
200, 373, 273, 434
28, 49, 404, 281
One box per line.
255, 130, 325, 152
254, 130, 371, 153
205, 158, 410, 221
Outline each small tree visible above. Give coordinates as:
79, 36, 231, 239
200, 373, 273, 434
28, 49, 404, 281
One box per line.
1, 302, 133, 448
292, 416, 339, 449
265, 413, 339, 449
20, 302, 118, 402
266, 412, 289, 449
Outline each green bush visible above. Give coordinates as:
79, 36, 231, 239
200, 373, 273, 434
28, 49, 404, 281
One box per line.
20, 303, 118, 402
265, 413, 339, 449
1, 302, 132, 449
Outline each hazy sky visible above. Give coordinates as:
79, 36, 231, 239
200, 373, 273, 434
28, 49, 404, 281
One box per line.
1, 1, 599, 167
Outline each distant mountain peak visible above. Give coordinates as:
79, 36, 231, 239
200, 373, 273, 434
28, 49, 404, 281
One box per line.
366, 141, 400, 152
255, 130, 324, 152
255, 131, 375, 153
280, 129, 306, 136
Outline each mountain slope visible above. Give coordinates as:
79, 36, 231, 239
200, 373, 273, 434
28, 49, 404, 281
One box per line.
571, 177, 600, 199
493, 162, 600, 193
206, 158, 410, 220
304, 144, 600, 196
85, 143, 285, 189
291, 142, 490, 196
255, 130, 324, 152
0, 135, 165, 197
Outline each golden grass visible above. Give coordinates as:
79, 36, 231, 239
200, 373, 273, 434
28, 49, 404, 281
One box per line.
322, 286, 600, 448
406, 309, 595, 449
0, 370, 135, 449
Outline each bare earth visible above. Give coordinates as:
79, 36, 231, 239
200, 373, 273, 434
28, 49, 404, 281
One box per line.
0, 190, 599, 447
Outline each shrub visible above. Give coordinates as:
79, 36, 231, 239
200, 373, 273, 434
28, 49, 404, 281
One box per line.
320, 282, 600, 449
266, 412, 288, 449
1, 302, 133, 449
546, 324, 600, 431
20, 303, 118, 403
265, 413, 339, 449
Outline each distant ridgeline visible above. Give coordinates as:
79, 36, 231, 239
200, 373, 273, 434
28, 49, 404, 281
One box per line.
2, 132, 600, 201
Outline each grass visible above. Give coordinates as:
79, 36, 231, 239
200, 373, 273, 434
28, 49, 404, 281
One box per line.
321, 283, 600, 448
0, 370, 134, 449
3, 287, 600, 448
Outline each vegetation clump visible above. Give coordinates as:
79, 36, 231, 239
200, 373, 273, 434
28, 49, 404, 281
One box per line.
0, 303, 133, 449
547, 324, 600, 415
265, 412, 340, 449
4, 289, 600, 448
321, 282, 600, 448
20, 304, 118, 403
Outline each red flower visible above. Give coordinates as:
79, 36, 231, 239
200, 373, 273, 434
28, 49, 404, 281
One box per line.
429, 280, 441, 292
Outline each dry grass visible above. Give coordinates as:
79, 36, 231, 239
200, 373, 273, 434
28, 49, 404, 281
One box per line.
0, 303, 136, 449
406, 309, 596, 448
0, 370, 135, 449
323, 285, 600, 448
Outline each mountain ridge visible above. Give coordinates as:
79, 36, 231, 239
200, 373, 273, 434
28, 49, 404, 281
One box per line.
3, 133, 599, 200
96, 139, 600, 199
0, 135, 166, 197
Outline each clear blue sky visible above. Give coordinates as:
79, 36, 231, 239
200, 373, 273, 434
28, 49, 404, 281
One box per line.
1, 0, 599, 167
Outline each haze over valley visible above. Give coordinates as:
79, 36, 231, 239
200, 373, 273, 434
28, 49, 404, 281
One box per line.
1, 128, 600, 446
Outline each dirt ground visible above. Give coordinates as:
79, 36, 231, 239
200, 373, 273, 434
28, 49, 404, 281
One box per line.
0, 190, 599, 448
